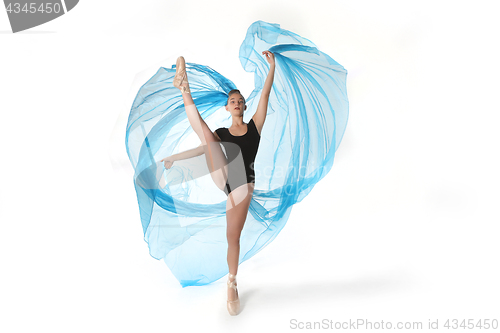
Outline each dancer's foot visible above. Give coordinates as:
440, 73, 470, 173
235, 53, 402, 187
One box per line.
173, 56, 190, 94
227, 273, 240, 316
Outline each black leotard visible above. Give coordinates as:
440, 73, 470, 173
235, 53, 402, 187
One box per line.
215, 118, 261, 196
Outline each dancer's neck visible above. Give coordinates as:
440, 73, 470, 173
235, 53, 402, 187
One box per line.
231, 116, 245, 127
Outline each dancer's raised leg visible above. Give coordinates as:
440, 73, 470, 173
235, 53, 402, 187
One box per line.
174, 56, 229, 191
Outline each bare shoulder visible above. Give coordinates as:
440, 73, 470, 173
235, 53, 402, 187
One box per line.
213, 130, 222, 142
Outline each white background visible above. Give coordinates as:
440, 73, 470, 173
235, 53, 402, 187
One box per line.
1, 0, 499, 332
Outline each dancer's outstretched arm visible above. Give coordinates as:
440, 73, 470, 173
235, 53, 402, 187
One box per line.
160, 143, 205, 169
160, 129, 222, 169
252, 50, 276, 135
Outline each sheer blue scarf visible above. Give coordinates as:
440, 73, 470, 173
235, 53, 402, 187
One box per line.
125, 20, 349, 287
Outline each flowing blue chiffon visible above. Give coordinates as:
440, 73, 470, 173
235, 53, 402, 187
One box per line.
125, 21, 349, 287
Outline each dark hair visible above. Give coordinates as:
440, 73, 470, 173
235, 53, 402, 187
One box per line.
226, 89, 246, 106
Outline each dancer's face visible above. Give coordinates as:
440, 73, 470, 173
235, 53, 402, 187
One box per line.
226, 93, 246, 115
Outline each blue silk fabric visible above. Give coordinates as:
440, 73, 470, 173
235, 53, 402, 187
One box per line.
125, 21, 349, 287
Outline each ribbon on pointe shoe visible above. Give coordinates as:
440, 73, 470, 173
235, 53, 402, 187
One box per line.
227, 273, 240, 315
173, 56, 190, 94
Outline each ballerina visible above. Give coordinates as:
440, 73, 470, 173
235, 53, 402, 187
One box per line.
125, 20, 348, 317
160, 51, 276, 315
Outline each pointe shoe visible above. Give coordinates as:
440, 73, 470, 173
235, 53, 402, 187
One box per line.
227, 273, 240, 316
173, 56, 190, 94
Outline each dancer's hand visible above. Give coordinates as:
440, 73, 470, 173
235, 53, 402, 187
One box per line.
262, 50, 275, 66
160, 156, 175, 169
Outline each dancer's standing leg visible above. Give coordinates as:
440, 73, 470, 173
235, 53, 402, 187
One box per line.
225, 183, 254, 303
